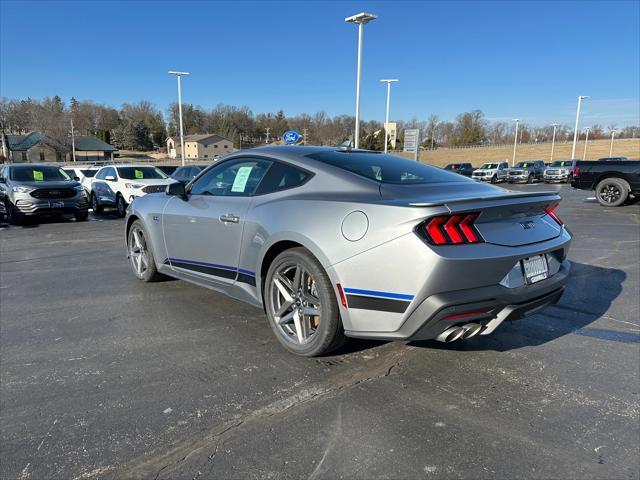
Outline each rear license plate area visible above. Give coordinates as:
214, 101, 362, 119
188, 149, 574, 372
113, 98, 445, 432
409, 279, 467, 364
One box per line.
522, 255, 549, 285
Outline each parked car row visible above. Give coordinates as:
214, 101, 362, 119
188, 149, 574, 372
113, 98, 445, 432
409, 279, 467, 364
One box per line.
0, 162, 212, 224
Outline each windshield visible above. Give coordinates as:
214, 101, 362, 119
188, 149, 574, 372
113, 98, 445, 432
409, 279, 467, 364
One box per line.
10, 166, 71, 182
480, 163, 500, 169
514, 162, 533, 168
117, 166, 167, 180
550, 161, 571, 167
308, 151, 470, 185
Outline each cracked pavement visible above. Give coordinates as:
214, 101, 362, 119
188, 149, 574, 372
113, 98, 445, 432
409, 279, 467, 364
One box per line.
1, 184, 639, 479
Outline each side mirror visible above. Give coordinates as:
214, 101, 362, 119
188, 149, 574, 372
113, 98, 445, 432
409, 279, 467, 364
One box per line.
166, 182, 187, 199
73, 176, 80, 181
105, 175, 116, 181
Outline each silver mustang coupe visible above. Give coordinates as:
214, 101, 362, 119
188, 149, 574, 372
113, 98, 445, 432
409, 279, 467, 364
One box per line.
125, 146, 571, 356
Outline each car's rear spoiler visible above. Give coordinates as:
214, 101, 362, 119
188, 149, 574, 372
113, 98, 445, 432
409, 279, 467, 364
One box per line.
407, 191, 561, 208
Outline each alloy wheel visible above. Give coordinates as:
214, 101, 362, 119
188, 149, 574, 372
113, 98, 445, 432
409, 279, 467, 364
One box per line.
268, 262, 322, 345
599, 184, 621, 204
129, 226, 149, 277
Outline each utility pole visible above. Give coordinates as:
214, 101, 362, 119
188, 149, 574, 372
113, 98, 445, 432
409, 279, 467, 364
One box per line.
550, 123, 559, 162
609, 130, 617, 157
345, 12, 377, 149
70, 118, 76, 162
571, 95, 589, 159
380, 79, 398, 153
511, 119, 520, 167
265, 128, 270, 144
582, 127, 590, 160
302, 128, 308, 145
168, 71, 190, 166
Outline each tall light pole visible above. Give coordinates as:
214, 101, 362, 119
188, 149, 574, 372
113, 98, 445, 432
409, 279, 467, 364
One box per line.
609, 129, 617, 157
70, 118, 76, 162
550, 123, 559, 162
571, 95, 589, 159
380, 79, 398, 153
168, 71, 190, 166
582, 127, 590, 160
511, 118, 520, 166
345, 12, 377, 149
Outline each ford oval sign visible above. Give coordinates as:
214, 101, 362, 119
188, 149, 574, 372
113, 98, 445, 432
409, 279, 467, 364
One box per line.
283, 130, 302, 144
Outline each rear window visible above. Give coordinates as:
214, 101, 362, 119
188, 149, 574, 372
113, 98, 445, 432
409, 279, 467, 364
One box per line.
10, 166, 71, 182
308, 151, 468, 185
117, 166, 167, 180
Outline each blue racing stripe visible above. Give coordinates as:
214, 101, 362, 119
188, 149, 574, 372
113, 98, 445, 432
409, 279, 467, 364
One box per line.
168, 258, 255, 277
343, 287, 414, 301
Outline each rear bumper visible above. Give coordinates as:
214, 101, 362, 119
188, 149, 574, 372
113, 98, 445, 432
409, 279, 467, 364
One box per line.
345, 259, 570, 341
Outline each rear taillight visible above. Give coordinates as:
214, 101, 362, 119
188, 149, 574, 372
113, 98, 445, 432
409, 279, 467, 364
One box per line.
544, 204, 563, 225
572, 165, 579, 178
419, 213, 483, 245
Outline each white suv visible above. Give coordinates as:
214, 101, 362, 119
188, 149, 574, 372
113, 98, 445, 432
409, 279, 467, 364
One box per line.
90, 165, 176, 216
62, 166, 100, 194
472, 162, 509, 183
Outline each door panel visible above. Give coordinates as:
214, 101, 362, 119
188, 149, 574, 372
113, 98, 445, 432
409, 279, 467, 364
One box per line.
162, 195, 252, 287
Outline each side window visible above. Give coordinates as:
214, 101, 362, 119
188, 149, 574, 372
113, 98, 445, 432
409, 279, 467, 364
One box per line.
190, 158, 271, 197
255, 161, 311, 195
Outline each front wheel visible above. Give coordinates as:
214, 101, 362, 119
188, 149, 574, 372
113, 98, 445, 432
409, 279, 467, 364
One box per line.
116, 194, 127, 217
6, 200, 24, 225
490, 175, 497, 184
127, 220, 163, 282
596, 178, 629, 207
74, 211, 89, 222
264, 248, 346, 357
91, 193, 103, 214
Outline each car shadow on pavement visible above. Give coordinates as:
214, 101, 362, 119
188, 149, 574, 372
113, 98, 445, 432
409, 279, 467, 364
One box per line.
408, 261, 628, 352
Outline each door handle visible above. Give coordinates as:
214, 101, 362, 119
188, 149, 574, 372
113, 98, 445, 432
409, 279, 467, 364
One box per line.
219, 214, 240, 224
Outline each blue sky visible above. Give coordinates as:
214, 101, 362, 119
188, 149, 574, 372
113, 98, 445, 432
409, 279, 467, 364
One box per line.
1, 0, 639, 126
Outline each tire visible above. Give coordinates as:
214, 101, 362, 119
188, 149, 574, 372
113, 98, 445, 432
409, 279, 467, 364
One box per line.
264, 247, 347, 357
116, 194, 127, 217
596, 177, 629, 207
490, 175, 497, 184
127, 220, 164, 282
74, 211, 89, 222
91, 193, 103, 214
5, 200, 24, 226
526, 174, 533, 184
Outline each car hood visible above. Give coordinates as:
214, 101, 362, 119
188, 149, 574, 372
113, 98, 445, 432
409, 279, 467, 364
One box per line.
473, 168, 496, 173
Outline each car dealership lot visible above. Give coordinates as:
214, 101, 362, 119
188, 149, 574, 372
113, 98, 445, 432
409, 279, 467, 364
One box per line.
1, 184, 638, 479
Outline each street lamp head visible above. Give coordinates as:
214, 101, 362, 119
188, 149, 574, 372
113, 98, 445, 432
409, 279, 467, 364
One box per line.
551, 123, 560, 127
578, 95, 590, 100
345, 12, 377, 24
512, 118, 520, 122
168, 71, 191, 76
380, 79, 399, 83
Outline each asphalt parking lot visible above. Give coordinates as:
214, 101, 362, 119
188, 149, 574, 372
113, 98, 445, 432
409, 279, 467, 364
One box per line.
1, 183, 639, 480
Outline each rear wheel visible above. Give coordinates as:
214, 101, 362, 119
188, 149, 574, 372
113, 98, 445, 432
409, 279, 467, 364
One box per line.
264, 248, 346, 357
596, 177, 629, 207
127, 220, 163, 282
91, 193, 103, 214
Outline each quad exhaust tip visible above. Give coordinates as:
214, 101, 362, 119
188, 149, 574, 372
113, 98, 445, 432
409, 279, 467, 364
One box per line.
436, 323, 483, 343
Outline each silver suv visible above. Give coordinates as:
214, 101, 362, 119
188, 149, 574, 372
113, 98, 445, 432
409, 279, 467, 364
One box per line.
472, 162, 509, 183
0, 164, 89, 225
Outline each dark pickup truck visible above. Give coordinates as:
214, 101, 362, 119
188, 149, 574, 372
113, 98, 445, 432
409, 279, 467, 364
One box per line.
571, 159, 640, 206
